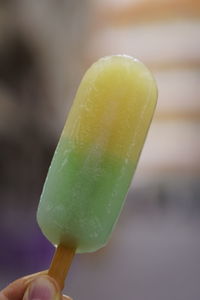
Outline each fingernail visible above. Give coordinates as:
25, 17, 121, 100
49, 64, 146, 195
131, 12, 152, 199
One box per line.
23, 276, 60, 300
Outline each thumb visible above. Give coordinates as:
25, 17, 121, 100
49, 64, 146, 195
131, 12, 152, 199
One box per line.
23, 276, 61, 300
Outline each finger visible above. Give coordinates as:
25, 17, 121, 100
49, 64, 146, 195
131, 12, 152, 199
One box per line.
0, 271, 47, 300
0, 272, 62, 300
22, 275, 62, 300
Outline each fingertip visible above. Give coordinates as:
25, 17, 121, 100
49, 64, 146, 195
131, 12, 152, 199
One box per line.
1, 273, 71, 300
23, 270, 48, 284
23, 275, 62, 300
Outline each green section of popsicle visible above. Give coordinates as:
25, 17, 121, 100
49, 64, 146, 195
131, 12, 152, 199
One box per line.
37, 137, 135, 252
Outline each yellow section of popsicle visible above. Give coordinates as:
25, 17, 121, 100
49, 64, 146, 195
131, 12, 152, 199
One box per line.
63, 55, 157, 162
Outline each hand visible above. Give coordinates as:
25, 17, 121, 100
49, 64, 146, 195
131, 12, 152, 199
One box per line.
0, 271, 72, 300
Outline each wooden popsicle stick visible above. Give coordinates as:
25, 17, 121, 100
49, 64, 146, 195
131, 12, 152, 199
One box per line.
48, 244, 76, 290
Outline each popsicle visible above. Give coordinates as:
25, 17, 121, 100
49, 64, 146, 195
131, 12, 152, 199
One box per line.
37, 55, 157, 288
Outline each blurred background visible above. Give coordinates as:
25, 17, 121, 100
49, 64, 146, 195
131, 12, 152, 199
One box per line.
0, 0, 200, 299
